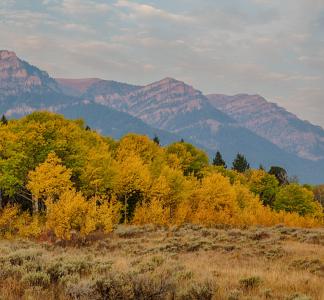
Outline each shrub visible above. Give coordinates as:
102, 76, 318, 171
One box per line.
239, 276, 262, 289
178, 280, 216, 300
22, 271, 50, 288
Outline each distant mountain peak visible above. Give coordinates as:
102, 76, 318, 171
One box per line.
142, 77, 201, 98
0, 50, 60, 103
0, 50, 17, 60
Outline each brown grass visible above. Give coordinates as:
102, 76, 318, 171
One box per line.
0, 224, 323, 299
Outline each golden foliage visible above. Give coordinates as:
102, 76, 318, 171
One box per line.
132, 198, 169, 226
27, 152, 73, 203
0, 112, 323, 241
0, 205, 42, 239
45, 189, 121, 240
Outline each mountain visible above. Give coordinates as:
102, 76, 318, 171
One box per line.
57, 102, 183, 145
55, 78, 102, 96
80, 76, 324, 183
1, 50, 324, 183
0, 50, 77, 115
0, 50, 179, 145
207, 94, 324, 161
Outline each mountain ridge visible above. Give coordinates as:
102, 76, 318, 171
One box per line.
207, 93, 324, 161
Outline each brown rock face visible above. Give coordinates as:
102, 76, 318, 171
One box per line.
84, 77, 229, 132
0, 50, 58, 97
207, 94, 324, 161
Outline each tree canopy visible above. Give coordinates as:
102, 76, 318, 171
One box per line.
0, 112, 322, 240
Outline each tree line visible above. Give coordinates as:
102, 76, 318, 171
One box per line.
0, 112, 323, 240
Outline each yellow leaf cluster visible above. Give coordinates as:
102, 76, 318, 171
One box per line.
45, 189, 121, 240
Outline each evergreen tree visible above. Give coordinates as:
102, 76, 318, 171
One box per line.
85, 125, 91, 131
212, 151, 227, 168
259, 164, 265, 171
269, 166, 289, 185
1, 115, 8, 125
153, 134, 160, 145
232, 153, 250, 173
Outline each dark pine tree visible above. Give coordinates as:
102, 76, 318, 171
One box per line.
212, 151, 227, 168
269, 166, 289, 185
1, 115, 8, 125
232, 153, 250, 173
85, 125, 91, 131
153, 134, 160, 145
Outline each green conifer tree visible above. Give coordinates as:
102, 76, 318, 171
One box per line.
212, 151, 227, 168
232, 153, 250, 173
153, 134, 160, 145
0, 115, 8, 125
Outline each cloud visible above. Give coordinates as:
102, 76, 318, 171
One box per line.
1, 0, 324, 126
54, 0, 111, 15
63, 23, 94, 34
115, 0, 193, 22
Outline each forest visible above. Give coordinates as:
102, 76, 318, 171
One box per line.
0, 112, 323, 241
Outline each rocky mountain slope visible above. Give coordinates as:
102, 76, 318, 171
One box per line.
207, 94, 324, 161
1, 50, 324, 183
0, 50, 177, 145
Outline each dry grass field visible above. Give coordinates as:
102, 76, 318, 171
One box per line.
0, 224, 323, 300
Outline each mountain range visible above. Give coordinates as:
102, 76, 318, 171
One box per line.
1, 50, 324, 184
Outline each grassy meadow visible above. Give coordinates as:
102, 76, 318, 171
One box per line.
0, 224, 323, 300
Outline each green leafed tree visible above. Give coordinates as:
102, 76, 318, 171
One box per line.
274, 183, 321, 216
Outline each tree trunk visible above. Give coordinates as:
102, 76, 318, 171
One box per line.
32, 196, 39, 214
0, 190, 3, 209
124, 195, 127, 225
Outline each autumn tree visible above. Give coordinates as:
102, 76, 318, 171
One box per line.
45, 189, 121, 240
27, 152, 73, 213
192, 173, 238, 226
166, 142, 209, 177
232, 153, 250, 173
114, 154, 151, 223
116, 134, 162, 164
212, 151, 227, 168
80, 146, 117, 197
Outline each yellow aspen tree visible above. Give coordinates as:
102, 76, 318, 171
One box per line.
27, 152, 73, 213
80, 146, 117, 197
192, 173, 239, 226
45, 189, 88, 240
113, 153, 151, 224
115, 134, 162, 164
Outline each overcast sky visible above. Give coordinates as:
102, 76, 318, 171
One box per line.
1, 0, 324, 127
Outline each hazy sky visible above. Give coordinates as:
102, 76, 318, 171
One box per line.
1, 0, 324, 127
